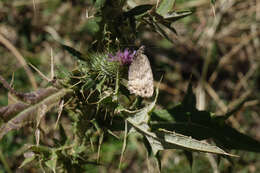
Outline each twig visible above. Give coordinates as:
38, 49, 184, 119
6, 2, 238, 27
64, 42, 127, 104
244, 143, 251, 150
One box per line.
154, 81, 179, 95
209, 31, 260, 84
206, 153, 219, 173
0, 33, 37, 89
204, 82, 240, 129
28, 63, 50, 82
0, 74, 21, 97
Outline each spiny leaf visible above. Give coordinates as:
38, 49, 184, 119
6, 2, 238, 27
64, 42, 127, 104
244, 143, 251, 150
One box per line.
151, 115, 260, 152
128, 119, 237, 157
126, 88, 237, 157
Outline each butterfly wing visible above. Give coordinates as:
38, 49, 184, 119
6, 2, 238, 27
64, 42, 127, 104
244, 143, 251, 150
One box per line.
128, 47, 154, 98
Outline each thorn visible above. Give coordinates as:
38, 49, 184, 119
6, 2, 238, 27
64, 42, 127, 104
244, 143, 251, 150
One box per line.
51, 48, 54, 80
29, 63, 51, 82
55, 100, 64, 129
156, 0, 160, 9
211, 4, 216, 18
32, 0, 36, 13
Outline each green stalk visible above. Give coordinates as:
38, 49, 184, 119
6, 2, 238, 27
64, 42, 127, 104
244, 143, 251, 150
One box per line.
0, 148, 12, 173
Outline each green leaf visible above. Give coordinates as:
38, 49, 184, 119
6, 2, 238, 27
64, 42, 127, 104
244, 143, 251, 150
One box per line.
96, 76, 106, 93
45, 151, 58, 173
129, 119, 237, 157
156, 0, 175, 16
168, 104, 189, 122
127, 89, 237, 157
83, 17, 101, 35
29, 145, 52, 156
160, 21, 178, 35
94, 0, 106, 9
19, 154, 36, 168
211, 124, 260, 152
152, 21, 174, 43
124, 4, 153, 17
150, 122, 212, 140
211, 0, 216, 5
61, 44, 85, 61
151, 109, 175, 122
182, 82, 196, 111
190, 110, 211, 125
151, 116, 260, 152
163, 10, 193, 22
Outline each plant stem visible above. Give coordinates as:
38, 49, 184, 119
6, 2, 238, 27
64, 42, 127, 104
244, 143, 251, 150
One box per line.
0, 148, 12, 173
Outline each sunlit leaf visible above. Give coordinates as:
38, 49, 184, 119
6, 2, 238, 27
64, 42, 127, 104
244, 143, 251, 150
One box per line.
156, 0, 175, 16
126, 88, 236, 157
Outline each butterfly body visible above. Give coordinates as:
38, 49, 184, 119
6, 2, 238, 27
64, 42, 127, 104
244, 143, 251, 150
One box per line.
128, 46, 154, 98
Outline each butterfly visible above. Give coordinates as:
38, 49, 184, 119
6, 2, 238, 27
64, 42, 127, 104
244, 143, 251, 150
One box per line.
127, 46, 154, 98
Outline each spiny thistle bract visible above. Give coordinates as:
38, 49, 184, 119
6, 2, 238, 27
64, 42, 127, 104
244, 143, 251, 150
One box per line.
63, 48, 138, 119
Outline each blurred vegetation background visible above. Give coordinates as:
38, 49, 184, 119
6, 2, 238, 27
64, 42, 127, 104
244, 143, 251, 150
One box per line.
0, 0, 259, 172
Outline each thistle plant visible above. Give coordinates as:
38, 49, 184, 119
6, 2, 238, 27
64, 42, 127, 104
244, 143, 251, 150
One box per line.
0, 0, 260, 172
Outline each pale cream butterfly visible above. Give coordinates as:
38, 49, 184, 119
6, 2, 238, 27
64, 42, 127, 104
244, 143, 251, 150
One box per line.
127, 46, 154, 98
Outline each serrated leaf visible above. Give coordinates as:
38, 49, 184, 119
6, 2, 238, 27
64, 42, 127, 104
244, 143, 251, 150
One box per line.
128, 119, 237, 157
127, 88, 237, 157
156, 0, 175, 16
152, 116, 260, 152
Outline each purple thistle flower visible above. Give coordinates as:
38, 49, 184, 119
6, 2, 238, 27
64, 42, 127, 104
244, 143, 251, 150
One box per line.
108, 48, 136, 65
